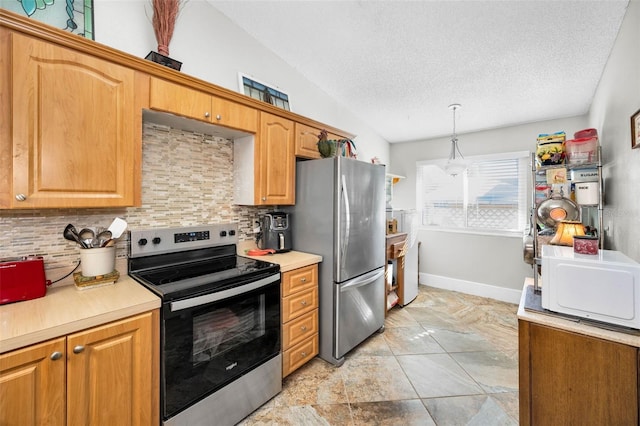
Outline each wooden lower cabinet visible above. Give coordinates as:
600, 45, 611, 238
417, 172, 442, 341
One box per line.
0, 311, 159, 426
281, 264, 319, 377
519, 320, 639, 425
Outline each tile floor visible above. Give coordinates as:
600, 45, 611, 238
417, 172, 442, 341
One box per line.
240, 285, 520, 425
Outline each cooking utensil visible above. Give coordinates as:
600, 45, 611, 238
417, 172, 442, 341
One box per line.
78, 228, 96, 248
63, 224, 88, 248
96, 230, 112, 247
107, 217, 128, 239
101, 238, 115, 247
536, 190, 579, 228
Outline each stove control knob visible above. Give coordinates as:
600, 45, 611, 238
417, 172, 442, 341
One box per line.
229, 230, 236, 236
138, 238, 148, 246
152, 237, 162, 245
219, 231, 227, 237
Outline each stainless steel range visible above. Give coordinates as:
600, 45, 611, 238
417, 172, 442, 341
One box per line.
128, 224, 281, 426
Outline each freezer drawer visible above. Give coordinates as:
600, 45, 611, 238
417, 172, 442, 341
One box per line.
334, 267, 385, 360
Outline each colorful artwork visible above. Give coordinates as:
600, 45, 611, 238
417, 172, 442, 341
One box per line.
1, 0, 94, 39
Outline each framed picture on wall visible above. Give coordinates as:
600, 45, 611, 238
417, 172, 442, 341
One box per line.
632, 108, 640, 149
0, 0, 94, 40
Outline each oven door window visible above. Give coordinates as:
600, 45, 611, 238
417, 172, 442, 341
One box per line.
162, 279, 280, 419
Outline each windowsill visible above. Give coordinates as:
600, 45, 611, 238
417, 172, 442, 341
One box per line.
419, 227, 524, 238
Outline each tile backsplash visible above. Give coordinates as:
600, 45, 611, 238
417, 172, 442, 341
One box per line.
0, 121, 270, 278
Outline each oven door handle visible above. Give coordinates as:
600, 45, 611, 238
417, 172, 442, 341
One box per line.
170, 273, 280, 312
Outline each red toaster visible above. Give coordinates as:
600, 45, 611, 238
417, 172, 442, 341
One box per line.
0, 256, 51, 305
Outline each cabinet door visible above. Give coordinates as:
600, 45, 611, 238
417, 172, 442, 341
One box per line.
294, 123, 346, 159
0, 337, 66, 426
150, 78, 258, 133
9, 33, 138, 208
294, 122, 322, 159
522, 322, 638, 425
257, 112, 295, 205
66, 311, 158, 426
210, 95, 258, 132
149, 78, 211, 123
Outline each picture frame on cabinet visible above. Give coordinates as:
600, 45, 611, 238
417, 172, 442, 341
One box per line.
631, 108, 640, 149
1, 0, 95, 40
238, 73, 291, 111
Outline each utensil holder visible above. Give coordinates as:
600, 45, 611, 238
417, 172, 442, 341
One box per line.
80, 246, 116, 277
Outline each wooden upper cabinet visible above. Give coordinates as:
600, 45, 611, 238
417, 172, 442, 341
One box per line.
294, 122, 347, 159
257, 112, 295, 205
295, 122, 322, 159
149, 78, 258, 133
0, 337, 66, 426
3, 31, 141, 209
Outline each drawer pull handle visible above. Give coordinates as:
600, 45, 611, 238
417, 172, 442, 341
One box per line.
300, 352, 307, 357
73, 345, 85, 354
300, 277, 307, 282
300, 300, 307, 306
50, 351, 63, 361
300, 325, 307, 331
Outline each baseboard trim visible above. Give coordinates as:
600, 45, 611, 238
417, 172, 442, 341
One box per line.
419, 273, 522, 304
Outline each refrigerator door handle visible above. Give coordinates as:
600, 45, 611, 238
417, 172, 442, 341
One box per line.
339, 268, 384, 292
340, 174, 351, 268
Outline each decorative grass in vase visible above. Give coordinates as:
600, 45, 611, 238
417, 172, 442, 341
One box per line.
145, 0, 185, 71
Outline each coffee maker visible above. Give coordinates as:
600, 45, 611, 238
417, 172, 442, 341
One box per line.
258, 212, 292, 253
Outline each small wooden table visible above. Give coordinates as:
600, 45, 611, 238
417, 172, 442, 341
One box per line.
385, 232, 407, 316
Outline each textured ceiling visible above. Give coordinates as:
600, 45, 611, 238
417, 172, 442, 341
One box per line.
208, 1, 629, 143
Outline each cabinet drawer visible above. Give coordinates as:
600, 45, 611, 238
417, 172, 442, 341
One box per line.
282, 309, 318, 349
283, 334, 318, 377
282, 287, 318, 322
282, 264, 317, 296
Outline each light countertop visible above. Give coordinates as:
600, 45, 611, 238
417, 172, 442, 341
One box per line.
517, 278, 640, 348
237, 241, 322, 272
0, 259, 160, 353
2, 245, 322, 354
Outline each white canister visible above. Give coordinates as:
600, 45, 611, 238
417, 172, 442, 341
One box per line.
574, 182, 599, 205
80, 246, 116, 277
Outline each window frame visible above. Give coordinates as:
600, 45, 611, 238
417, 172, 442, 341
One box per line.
416, 150, 530, 237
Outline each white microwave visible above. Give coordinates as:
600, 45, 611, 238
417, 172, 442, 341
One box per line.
541, 245, 640, 329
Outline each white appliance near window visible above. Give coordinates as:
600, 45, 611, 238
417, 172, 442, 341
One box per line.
394, 209, 419, 305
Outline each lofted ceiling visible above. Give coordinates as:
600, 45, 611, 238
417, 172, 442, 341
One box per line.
207, 1, 629, 143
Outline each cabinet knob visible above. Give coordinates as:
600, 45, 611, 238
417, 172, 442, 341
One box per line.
50, 351, 63, 361
73, 345, 85, 354
215, 114, 222, 121
300, 352, 307, 357
204, 112, 210, 118
300, 277, 307, 282
15, 194, 26, 201
300, 325, 307, 331
300, 300, 307, 306
261, 197, 267, 201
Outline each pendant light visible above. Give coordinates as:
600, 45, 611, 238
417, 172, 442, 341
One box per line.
444, 103, 467, 176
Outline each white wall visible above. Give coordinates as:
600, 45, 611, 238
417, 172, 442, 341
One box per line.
93, 0, 390, 164
390, 116, 589, 302
589, 0, 640, 262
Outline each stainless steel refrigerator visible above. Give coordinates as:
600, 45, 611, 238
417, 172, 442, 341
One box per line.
285, 157, 386, 366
